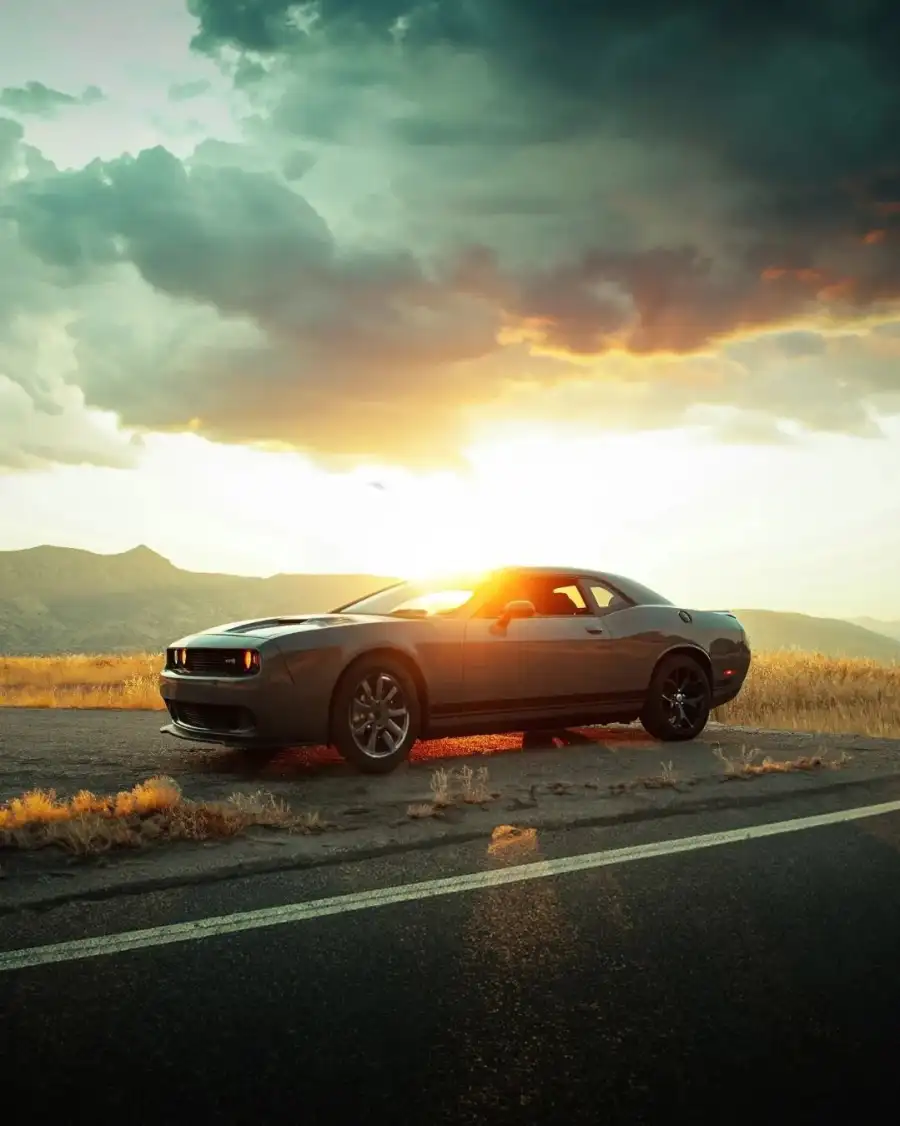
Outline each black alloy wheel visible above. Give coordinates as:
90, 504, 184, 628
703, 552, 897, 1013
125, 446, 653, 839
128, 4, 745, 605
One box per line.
640, 654, 712, 742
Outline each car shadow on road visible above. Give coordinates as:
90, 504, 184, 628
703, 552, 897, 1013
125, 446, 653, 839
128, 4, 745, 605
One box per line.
186, 725, 653, 782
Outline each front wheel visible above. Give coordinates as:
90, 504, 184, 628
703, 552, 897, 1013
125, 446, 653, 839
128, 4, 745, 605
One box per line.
640, 654, 711, 742
330, 655, 421, 774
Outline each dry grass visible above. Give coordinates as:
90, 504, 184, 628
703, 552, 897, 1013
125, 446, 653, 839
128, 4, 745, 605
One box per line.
713, 650, 900, 738
0, 775, 326, 855
408, 765, 495, 818
2, 649, 900, 741
713, 745, 853, 780
0, 652, 164, 709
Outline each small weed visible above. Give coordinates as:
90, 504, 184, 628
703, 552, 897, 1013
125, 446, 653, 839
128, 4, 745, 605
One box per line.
457, 764, 492, 804
430, 768, 452, 809
414, 765, 494, 819
407, 803, 436, 819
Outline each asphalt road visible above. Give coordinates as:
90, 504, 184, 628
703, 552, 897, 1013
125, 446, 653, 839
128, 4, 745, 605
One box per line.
3, 783, 900, 1123
0, 706, 633, 799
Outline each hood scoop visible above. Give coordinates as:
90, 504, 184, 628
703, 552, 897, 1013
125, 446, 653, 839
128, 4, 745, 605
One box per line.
224, 614, 356, 635
224, 618, 307, 634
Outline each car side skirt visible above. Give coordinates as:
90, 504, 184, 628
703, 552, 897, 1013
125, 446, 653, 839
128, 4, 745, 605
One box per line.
424, 693, 646, 738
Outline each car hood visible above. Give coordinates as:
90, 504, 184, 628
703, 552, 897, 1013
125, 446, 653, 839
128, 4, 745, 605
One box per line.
184, 613, 395, 642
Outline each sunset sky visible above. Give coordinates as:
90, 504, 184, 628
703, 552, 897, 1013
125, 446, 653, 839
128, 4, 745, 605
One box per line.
0, 0, 899, 618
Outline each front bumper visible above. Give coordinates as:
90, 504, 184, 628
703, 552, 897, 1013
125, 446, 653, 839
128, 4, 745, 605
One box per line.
159, 721, 275, 749
159, 659, 330, 748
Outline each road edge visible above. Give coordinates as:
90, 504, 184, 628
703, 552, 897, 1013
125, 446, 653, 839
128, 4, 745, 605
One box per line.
4, 765, 900, 915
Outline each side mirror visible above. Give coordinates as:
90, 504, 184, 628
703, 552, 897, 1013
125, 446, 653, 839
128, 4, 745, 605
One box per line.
496, 599, 536, 629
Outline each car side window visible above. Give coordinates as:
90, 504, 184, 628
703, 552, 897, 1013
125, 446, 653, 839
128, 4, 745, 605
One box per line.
477, 576, 588, 618
550, 584, 587, 615
590, 583, 632, 615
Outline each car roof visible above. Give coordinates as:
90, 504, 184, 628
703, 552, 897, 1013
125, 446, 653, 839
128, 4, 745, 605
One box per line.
496, 565, 598, 576
494, 565, 612, 581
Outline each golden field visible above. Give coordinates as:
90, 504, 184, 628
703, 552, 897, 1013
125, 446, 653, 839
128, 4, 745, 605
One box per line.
1, 649, 899, 739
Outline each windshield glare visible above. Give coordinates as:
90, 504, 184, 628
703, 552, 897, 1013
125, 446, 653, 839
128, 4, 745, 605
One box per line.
337, 577, 485, 617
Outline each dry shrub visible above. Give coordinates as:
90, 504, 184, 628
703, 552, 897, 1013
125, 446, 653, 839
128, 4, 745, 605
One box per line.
714, 745, 853, 780
0, 775, 326, 855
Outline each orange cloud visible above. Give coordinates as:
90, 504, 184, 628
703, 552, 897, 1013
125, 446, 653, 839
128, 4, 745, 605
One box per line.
760, 267, 827, 284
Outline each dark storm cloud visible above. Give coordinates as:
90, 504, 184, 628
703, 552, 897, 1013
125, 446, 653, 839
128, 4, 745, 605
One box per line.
185, 0, 900, 353
0, 81, 105, 117
7, 145, 335, 303
3, 0, 900, 469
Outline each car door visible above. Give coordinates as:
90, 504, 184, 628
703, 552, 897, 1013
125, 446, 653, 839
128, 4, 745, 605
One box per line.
513, 576, 626, 708
585, 579, 656, 697
460, 575, 529, 709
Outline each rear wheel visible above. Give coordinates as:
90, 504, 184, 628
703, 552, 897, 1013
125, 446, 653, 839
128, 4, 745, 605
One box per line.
330, 655, 421, 774
640, 653, 711, 742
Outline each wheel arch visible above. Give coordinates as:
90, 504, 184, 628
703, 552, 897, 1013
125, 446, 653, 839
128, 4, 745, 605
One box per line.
653, 644, 713, 689
328, 646, 429, 740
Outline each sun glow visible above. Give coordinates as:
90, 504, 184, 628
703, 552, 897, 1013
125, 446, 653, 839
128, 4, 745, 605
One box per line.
365, 422, 714, 580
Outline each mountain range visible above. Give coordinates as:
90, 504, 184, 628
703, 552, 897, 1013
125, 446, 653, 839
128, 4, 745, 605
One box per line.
0, 545, 395, 656
1, 545, 899, 662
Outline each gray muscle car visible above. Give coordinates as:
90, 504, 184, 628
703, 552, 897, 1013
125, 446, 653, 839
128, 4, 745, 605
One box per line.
159, 565, 751, 773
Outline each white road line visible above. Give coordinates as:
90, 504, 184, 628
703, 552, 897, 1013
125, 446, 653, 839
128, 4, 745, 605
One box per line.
3, 797, 900, 974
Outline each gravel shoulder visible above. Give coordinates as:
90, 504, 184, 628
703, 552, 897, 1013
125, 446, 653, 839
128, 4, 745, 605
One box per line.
3, 708, 900, 910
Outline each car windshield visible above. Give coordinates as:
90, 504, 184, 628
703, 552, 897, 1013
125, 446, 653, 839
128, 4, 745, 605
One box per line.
335, 576, 486, 617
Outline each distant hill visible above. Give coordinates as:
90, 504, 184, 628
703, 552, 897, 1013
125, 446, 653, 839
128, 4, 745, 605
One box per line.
1, 545, 898, 661
734, 609, 900, 663
849, 617, 900, 644
0, 545, 397, 655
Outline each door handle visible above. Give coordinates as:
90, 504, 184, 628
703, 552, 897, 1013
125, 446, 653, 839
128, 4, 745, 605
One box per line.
585, 626, 604, 635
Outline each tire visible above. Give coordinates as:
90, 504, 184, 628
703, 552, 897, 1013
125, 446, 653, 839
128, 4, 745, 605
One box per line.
640, 653, 712, 742
330, 654, 422, 774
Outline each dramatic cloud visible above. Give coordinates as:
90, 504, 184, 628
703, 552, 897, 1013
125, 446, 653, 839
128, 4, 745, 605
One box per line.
0, 81, 105, 118
1, 0, 900, 467
193, 0, 900, 337
168, 79, 212, 102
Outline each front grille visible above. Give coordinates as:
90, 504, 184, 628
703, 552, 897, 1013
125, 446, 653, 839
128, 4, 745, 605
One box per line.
169, 702, 255, 733
166, 648, 259, 676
